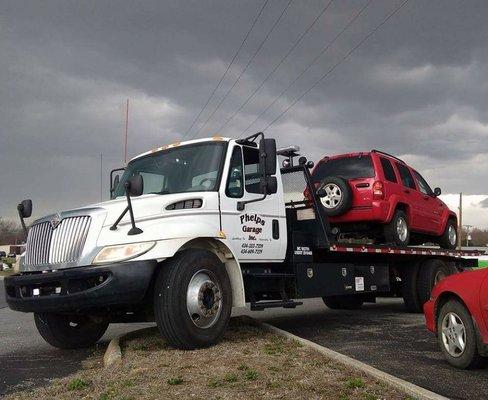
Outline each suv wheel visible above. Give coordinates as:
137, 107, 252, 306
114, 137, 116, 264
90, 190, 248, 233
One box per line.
384, 210, 410, 246
438, 219, 457, 249
318, 176, 352, 217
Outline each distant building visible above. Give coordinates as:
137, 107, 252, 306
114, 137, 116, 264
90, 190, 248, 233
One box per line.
0, 244, 26, 255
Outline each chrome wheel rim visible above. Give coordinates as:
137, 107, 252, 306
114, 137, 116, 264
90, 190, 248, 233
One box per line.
441, 312, 466, 357
448, 225, 457, 246
396, 217, 408, 242
320, 183, 342, 209
186, 270, 222, 329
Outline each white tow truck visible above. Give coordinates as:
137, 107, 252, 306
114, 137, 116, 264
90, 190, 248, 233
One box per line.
4, 132, 480, 349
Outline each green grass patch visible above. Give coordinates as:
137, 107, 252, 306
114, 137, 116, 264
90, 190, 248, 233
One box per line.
244, 369, 258, 381
345, 377, 365, 389
67, 378, 89, 390
208, 377, 223, 388
167, 377, 183, 386
223, 373, 238, 383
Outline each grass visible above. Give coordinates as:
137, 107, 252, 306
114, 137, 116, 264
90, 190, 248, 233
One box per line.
5, 318, 410, 400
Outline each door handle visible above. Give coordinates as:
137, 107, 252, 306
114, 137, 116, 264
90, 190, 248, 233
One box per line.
403, 189, 410, 194
423, 196, 429, 200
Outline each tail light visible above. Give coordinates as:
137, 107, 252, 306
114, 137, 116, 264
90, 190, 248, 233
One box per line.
373, 181, 384, 200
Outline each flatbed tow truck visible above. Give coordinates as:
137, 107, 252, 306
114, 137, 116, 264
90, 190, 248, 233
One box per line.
4, 133, 481, 349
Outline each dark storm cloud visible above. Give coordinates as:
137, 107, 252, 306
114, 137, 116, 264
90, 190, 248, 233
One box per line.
1, 0, 487, 221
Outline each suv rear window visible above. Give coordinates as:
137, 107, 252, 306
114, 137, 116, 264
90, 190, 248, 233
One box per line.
313, 155, 374, 182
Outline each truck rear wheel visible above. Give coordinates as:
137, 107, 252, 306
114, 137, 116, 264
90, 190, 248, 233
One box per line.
417, 259, 457, 306
400, 263, 422, 313
153, 249, 232, 350
322, 295, 363, 310
34, 313, 108, 349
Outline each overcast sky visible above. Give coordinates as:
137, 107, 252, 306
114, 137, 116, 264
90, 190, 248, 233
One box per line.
1, 0, 487, 227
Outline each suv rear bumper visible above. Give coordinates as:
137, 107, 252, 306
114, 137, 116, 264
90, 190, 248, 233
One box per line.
4, 260, 158, 313
329, 200, 390, 224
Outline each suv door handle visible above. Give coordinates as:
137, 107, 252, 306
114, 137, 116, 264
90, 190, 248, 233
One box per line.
423, 196, 429, 200
403, 189, 410, 194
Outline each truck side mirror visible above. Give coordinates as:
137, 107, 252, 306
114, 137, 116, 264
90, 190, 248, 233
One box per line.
126, 174, 144, 197
18, 199, 32, 219
110, 167, 125, 199
265, 176, 277, 194
259, 138, 277, 176
433, 187, 441, 197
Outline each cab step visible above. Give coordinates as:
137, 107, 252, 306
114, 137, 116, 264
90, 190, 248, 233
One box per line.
250, 300, 303, 311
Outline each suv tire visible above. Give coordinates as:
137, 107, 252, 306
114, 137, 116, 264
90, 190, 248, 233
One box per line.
438, 219, 458, 250
153, 249, 232, 350
384, 209, 410, 246
34, 313, 108, 349
318, 176, 352, 217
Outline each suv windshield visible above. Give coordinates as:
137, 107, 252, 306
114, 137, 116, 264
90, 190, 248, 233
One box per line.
312, 155, 375, 182
114, 142, 226, 198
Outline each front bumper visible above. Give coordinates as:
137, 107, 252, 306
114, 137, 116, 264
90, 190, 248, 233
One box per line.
4, 260, 158, 313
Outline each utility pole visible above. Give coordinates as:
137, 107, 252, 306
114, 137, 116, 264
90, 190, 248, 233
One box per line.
464, 224, 472, 247
457, 192, 462, 250
124, 99, 129, 165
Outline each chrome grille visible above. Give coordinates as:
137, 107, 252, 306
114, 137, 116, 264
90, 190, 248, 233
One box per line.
24, 216, 91, 266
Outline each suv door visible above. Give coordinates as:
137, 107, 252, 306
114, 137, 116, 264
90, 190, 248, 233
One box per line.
219, 145, 286, 262
413, 170, 442, 233
395, 162, 422, 230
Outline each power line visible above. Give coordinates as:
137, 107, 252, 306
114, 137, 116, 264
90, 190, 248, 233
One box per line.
263, 0, 410, 131
238, 0, 373, 137
183, 0, 270, 138
215, 0, 335, 135
190, 0, 294, 139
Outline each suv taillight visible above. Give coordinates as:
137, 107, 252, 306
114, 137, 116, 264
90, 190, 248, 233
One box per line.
373, 181, 384, 200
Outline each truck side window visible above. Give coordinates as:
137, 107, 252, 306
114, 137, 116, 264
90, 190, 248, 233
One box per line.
243, 146, 262, 194
379, 157, 397, 183
396, 163, 416, 190
226, 147, 244, 198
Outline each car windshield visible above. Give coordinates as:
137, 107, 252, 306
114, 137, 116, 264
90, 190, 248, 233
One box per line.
113, 142, 226, 198
312, 155, 375, 182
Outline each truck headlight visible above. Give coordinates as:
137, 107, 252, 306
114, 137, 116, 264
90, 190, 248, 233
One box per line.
93, 241, 156, 265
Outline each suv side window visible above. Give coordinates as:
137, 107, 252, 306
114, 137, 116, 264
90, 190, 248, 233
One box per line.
243, 146, 262, 194
225, 146, 244, 198
379, 157, 397, 183
396, 163, 416, 189
413, 171, 433, 196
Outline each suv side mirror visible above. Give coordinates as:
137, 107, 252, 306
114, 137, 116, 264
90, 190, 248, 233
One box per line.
259, 138, 277, 176
126, 174, 144, 197
18, 199, 32, 219
433, 187, 441, 197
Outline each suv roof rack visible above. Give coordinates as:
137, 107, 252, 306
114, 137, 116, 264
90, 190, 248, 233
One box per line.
371, 149, 405, 164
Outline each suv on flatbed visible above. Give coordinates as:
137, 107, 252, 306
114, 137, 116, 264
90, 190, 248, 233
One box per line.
310, 150, 458, 248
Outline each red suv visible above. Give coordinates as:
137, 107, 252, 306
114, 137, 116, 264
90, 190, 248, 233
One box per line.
310, 150, 458, 248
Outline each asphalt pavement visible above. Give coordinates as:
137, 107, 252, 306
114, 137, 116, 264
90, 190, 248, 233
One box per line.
1, 285, 487, 399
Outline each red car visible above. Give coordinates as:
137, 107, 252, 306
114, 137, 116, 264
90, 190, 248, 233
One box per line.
424, 267, 488, 368
310, 150, 458, 248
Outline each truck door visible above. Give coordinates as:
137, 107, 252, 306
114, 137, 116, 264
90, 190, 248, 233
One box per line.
219, 144, 286, 262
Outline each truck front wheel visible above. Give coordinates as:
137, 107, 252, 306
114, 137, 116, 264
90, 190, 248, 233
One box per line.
153, 249, 232, 350
34, 313, 108, 349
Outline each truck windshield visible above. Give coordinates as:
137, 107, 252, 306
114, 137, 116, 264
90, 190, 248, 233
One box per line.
114, 142, 226, 197
312, 155, 375, 182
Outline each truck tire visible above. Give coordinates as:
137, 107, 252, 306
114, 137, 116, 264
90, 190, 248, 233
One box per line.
318, 176, 352, 217
437, 299, 483, 369
153, 249, 232, 350
417, 259, 457, 306
384, 209, 410, 246
34, 313, 108, 349
438, 219, 457, 250
400, 263, 422, 313
322, 295, 363, 310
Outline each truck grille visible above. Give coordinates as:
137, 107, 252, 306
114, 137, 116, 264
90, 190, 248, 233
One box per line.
24, 216, 91, 266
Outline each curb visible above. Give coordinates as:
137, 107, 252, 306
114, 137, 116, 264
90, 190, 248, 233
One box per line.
255, 320, 448, 400
103, 336, 122, 367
